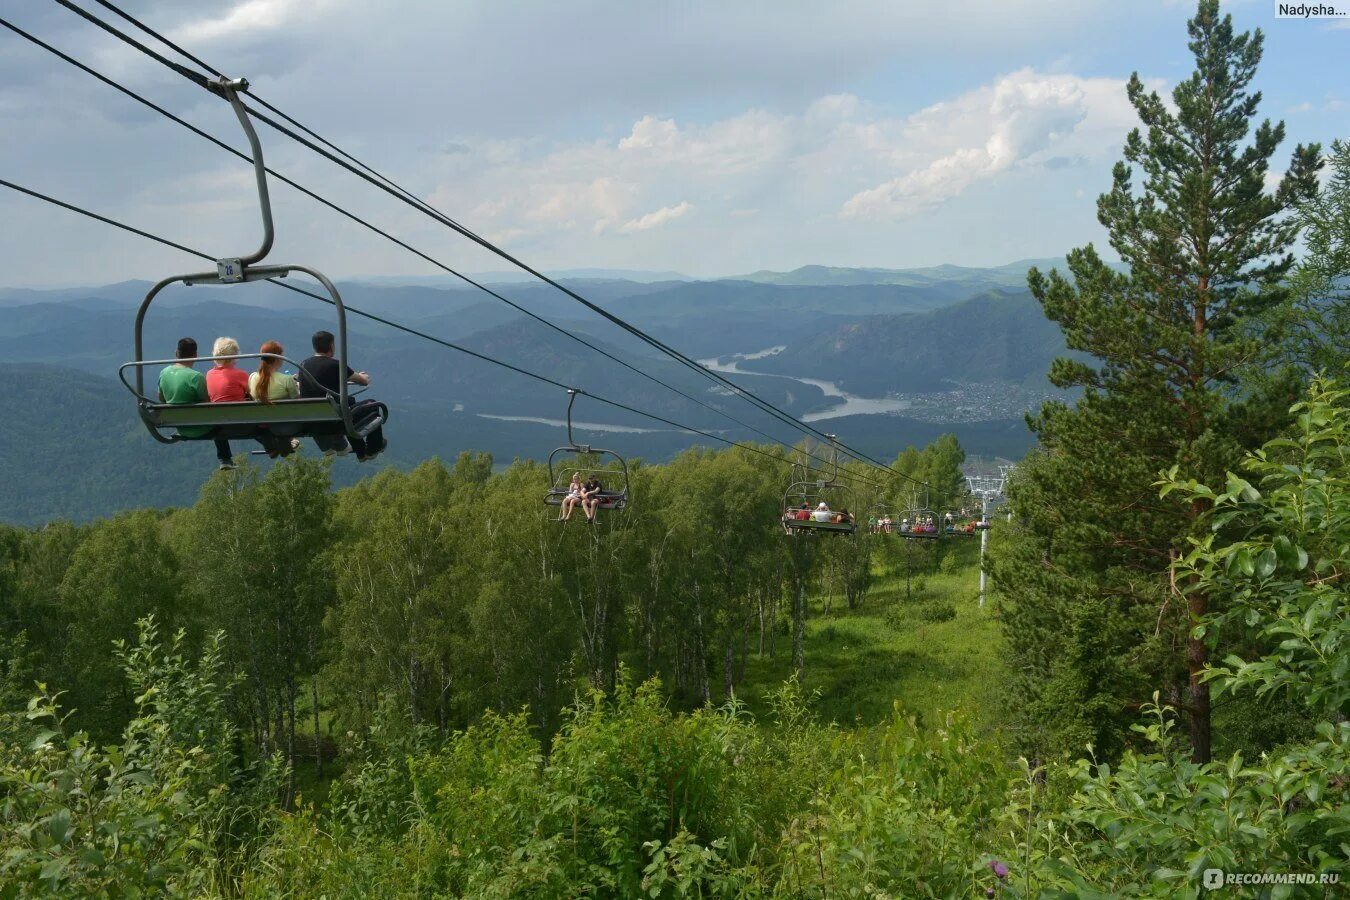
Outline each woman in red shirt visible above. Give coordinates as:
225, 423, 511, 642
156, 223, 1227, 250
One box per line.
206, 336, 295, 461
206, 336, 250, 402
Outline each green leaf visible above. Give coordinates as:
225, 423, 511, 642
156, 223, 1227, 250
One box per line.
46, 810, 73, 846
28, 729, 58, 750
1272, 535, 1297, 569
1255, 548, 1277, 579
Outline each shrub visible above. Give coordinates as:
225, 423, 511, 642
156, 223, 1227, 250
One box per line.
918, 600, 957, 624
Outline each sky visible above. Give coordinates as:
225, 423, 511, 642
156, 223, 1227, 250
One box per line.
1, 0, 1347, 286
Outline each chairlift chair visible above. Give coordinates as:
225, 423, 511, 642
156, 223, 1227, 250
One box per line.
895, 505, 943, 540
780, 434, 856, 535
118, 77, 386, 450
867, 503, 899, 534
544, 389, 630, 513
941, 509, 981, 537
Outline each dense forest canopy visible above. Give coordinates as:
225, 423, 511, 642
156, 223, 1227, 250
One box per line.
1, 2, 1347, 897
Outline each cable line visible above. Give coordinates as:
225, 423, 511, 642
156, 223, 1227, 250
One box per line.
50, 0, 924, 487
0, 177, 893, 491
0, 13, 884, 486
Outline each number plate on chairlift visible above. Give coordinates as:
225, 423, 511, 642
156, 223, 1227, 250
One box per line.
217, 258, 244, 283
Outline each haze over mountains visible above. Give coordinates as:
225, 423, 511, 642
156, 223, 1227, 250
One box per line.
0, 260, 1073, 523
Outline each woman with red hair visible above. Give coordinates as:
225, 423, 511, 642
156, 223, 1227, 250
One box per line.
246, 340, 301, 457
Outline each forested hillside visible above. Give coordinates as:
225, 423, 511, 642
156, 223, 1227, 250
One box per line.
0, 364, 210, 520
1, 3, 1347, 897
748, 289, 1065, 395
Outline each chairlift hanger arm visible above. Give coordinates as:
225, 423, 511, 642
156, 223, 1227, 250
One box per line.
219, 77, 273, 269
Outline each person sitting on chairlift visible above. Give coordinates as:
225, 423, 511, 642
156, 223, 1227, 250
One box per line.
811, 501, 833, 523
206, 335, 286, 463
247, 340, 302, 458
559, 472, 583, 522
299, 330, 387, 463
581, 474, 604, 523
158, 337, 229, 469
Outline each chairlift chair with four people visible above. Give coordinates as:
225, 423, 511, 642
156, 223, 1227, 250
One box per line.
544, 389, 631, 515
941, 509, 981, 537
895, 505, 943, 539
118, 76, 386, 450
780, 434, 856, 536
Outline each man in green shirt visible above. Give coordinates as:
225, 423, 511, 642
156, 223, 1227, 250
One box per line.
158, 337, 234, 467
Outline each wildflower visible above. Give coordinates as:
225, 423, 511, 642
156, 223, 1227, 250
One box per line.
986, 888, 995, 898
988, 859, 1009, 880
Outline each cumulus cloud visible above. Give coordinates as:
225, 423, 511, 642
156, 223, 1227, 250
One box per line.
616, 201, 693, 234
428, 69, 1137, 249
840, 70, 1134, 220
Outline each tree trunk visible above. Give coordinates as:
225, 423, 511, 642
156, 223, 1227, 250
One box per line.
723, 640, 734, 699
311, 676, 323, 780
792, 577, 806, 676
286, 677, 298, 805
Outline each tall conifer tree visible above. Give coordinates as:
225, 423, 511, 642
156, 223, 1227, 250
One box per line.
994, 0, 1319, 761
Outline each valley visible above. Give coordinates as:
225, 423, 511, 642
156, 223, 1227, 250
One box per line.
0, 262, 1067, 523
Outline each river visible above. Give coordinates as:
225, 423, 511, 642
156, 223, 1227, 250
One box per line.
698, 347, 911, 422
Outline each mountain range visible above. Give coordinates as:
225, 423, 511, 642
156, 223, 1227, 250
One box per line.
0, 262, 1075, 523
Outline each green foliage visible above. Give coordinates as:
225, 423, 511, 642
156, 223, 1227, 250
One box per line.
991, 377, 1350, 897
0, 618, 277, 897
1165, 378, 1349, 719
1042, 703, 1347, 898
172, 458, 335, 782
242, 675, 1017, 899
1282, 139, 1350, 375
915, 600, 957, 624
887, 433, 967, 512
50, 509, 183, 740
998, 0, 1320, 762
3, 380, 1345, 897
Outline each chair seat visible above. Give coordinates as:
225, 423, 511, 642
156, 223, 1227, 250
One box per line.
545, 488, 627, 509
783, 517, 855, 534
145, 399, 385, 440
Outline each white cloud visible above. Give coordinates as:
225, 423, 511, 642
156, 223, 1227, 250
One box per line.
171, 0, 321, 44
840, 69, 1134, 220
616, 201, 693, 234
415, 68, 1141, 261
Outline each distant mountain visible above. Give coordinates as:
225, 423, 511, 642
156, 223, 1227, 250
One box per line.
727, 259, 1068, 289
747, 289, 1066, 396
357, 268, 694, 287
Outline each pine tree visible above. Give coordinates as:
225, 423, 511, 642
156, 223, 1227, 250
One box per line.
994, 0, 1319, 762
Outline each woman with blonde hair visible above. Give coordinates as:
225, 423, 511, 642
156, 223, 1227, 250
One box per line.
202, 336, 251, 469
247, 340, 301, 457
558, 472, 583, 521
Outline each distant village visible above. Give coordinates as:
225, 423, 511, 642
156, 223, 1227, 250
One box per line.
894, 381, 1063, 424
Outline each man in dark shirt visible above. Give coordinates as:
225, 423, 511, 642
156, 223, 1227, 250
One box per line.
581, 475, 604, 522
299, 330, 387, 461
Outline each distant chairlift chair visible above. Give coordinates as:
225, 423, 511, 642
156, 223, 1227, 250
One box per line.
543, 389, 630, 514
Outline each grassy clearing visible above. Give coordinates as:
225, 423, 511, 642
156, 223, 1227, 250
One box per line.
738, 537, 1006, 732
